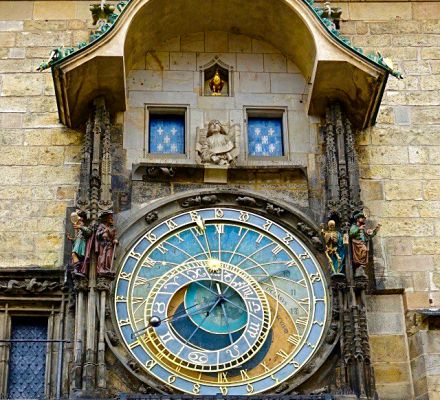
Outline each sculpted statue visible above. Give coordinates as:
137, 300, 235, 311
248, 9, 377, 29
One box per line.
67, 211, 92, 276
349, 212, 381, 272
196, 120, 240, 166
95, 211, 118, 277
320, 220, 346, 275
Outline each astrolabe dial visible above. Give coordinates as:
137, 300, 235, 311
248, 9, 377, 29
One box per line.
144, 261, 271, 372
114, 207, 329, 395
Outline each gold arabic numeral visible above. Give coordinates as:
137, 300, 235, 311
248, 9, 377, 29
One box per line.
218, 371, 228, 383
261, 361, 271, 372
167, 375, 176, 384
296, 317, 308, 327
118, 319, 130, 327
239, 211, 249, 222
215, 224, 224, 234
282, 234, 294, 245
272, 244, 283, 255
116, 296, 126, 302
310, 273, 321, 283
299, 252, 311, 260
263, 220, 273, 231
271, 374, 280, 384
276, 349, 289, 360
166, 219, 178, 230
219, 386, 228, 395
246, 383, 254, 394
298, 297, 310, 306
240, 369, 250, 381
190, 211, 200, 221
145, 360, 156, 370
289, 359, 300, 368
145, 232, 157, 243
120, 272, 132, 280
288, 334, 300, 346
134, 276, 149, 287
192, 383, 201, 394
314, 320, 324, 327
142, 257, 155, 268
129, 251, 141, 260
215, 208, 224, 218
307, 342, 316, 350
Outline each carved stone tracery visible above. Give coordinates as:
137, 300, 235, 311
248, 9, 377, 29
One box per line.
323, 102, 377, 399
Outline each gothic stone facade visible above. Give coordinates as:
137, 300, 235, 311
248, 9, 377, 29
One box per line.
0, 1, 439, 399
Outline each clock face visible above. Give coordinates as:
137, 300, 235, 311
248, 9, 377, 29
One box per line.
114, 207, 328, 395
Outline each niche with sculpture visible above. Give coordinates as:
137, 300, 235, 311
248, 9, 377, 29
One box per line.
199, 56, 233, 97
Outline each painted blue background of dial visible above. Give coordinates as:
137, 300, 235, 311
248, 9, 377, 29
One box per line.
114, 208, 328, 395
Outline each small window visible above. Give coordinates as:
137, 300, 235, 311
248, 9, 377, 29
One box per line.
8, 317, 48, 399
246, 108, 287, 158
149, 113, 185, 154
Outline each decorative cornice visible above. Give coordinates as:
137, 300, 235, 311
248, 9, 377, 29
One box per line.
37, 0, 402, 79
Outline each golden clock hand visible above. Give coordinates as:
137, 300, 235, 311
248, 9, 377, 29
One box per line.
131, 301, 215, 338
183, 297, 222, 345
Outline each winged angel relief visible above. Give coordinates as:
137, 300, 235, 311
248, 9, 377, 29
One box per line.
196, 120, 240, 166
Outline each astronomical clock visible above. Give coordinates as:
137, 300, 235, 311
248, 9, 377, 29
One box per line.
110, 192, 331, 396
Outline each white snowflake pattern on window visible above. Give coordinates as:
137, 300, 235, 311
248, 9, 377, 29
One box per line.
157, 143, 164, 151
268, 128, 275, 136
163, 135, 171, 144
254, 128, 261, 136
255, 143, 263, 153
170, 127, 177, 136
262, 136, 269, 144
170, 143, 178, 152
268, 143, 276, 153
157, 127, 164, 135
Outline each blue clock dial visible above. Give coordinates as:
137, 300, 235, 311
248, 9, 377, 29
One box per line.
115, 207, 329, 395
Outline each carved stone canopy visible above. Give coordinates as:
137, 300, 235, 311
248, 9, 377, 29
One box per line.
47, 0, 390, 129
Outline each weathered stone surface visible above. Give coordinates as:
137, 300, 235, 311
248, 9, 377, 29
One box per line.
1, 73, 44, 96
349, 2, 412, 20
384, 181, 423, 200
367, 312, 405, 334
374, 362, 411, 384
370, 335, 408, 362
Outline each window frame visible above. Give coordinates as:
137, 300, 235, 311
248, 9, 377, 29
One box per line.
144, 105, 190, 160
244, 106, 289, 162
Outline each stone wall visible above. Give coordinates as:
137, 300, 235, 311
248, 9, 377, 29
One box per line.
0, 1, 440, 398
337, 1, 440, 309
335, 2, 440, 399
124, 32, 313, 167
0, 1, 95, 268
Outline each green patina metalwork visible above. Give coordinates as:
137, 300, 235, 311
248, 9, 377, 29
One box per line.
37, 0, 403, 79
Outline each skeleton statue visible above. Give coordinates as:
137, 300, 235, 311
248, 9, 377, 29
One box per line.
320, 220, 346, 275
196, 120, 240, 166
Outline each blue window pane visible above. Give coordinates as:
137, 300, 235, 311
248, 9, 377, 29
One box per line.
149, 115, 185, 154
248, 117, 284, 157
8, 318, 47, 399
